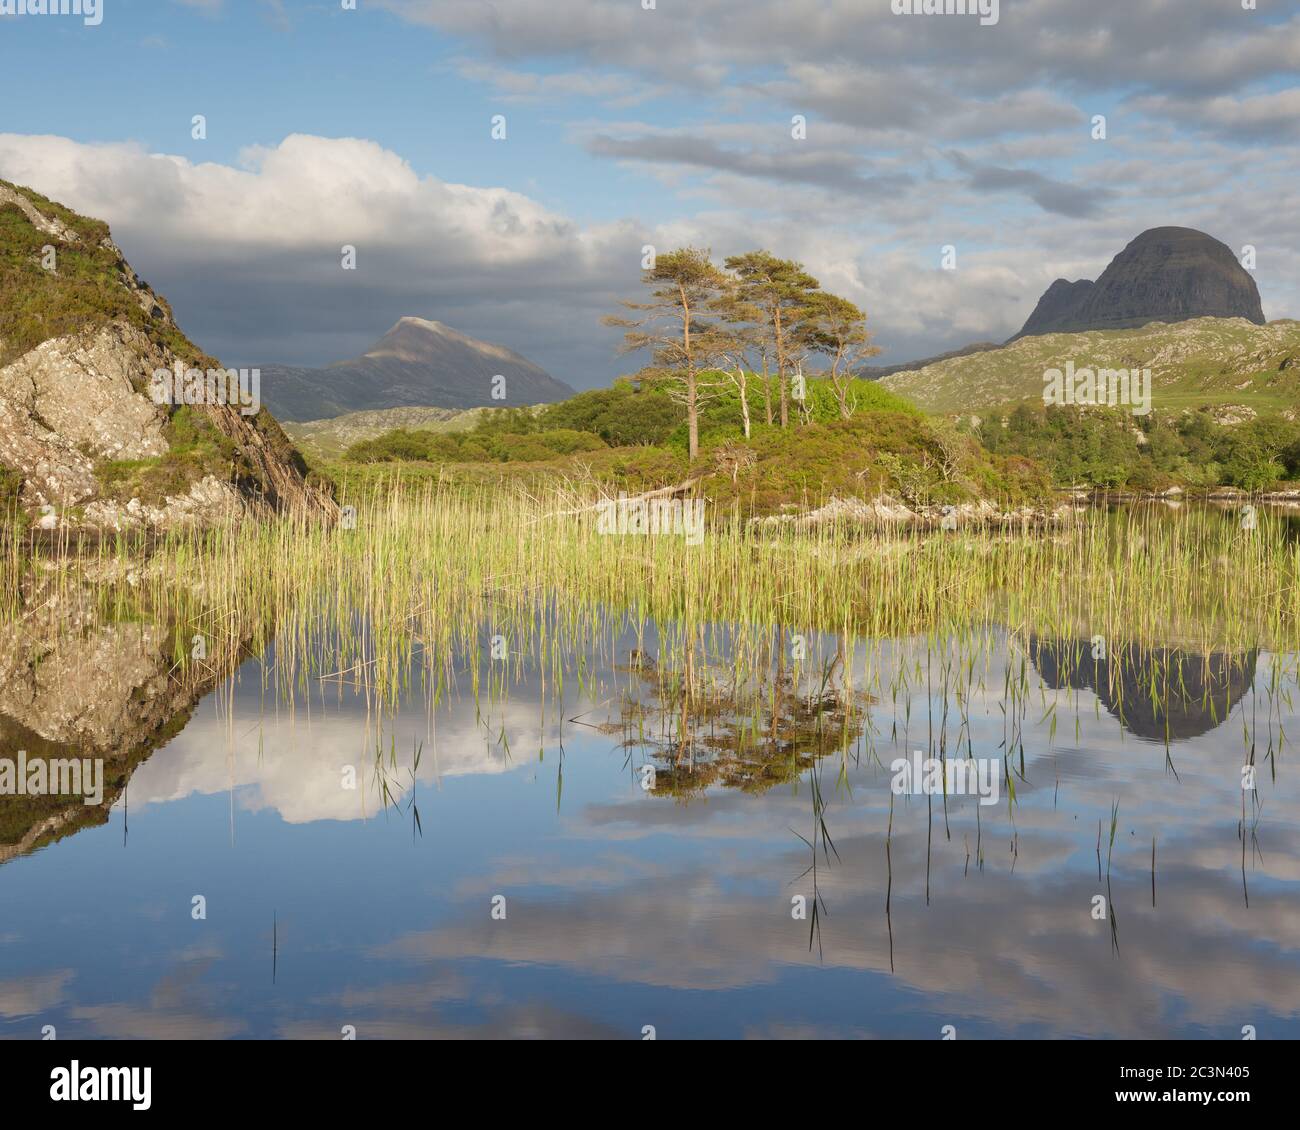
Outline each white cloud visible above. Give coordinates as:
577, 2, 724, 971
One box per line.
0, 128, 1294, 380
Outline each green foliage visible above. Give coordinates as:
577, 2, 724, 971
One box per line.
536, 380, 683, 446
343, 428, 448, 463
977, 404, 1300, 490
337, 372, 1047, 515
658, 374, 919, 451
468, 382, 685, 447
701, 411, 1050, 512
93, 407, 248, 505
0, 184, 209, 368
344, 426, 607, 465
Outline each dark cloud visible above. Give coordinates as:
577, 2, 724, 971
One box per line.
586, 132, 914, 195
948, 151, 1115, 217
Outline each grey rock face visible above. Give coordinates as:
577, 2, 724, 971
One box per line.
1015, 227, 1265, 340
0, 325, 170, 508
0, 182, 335, 530
0, 323, 258, 528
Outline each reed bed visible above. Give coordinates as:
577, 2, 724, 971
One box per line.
3, 480, 1297, 717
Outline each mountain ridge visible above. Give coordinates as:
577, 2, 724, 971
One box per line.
260, 318, 575, 421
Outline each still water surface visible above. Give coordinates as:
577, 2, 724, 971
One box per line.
1, 621, 1296, 1040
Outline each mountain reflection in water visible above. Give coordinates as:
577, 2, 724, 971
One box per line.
1, 603, 1296, 1040
1027, 635, 1258, 744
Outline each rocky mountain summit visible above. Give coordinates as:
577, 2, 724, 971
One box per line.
1014, 227, 1266, 340
0, 180, 334, 531
259, 316, 575, 421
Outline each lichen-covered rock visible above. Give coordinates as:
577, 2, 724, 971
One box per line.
0, 179, 335, 530
0, 324, 170, 510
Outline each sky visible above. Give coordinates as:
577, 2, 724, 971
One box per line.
0, 0, 1297, 389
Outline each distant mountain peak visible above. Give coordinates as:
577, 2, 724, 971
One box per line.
365, 317, 529, 365
261, 317, 574, 422
1014, 227, 1265, 340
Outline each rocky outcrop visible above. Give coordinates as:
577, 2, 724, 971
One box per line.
0, 180, 335, 531
1014, 227, 1265, 340
881, 317, 1300, 415
748, 494, 1072, 530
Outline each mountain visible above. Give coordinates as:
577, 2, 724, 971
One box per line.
0, 180, 333, 530
259, 317, 575, 421
861, 340, 1003, 380
880, 317, 1300, 416
1013, 227, 1265, 339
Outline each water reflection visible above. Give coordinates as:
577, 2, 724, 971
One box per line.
1, 610, 1297, 1040
0, 574, 251, 862
1027, 635, 1258, 743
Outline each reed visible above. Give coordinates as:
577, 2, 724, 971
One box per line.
3, 479, 1296, 720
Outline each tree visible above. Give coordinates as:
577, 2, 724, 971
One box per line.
711, 287, 766, 440
798, 292, 882, 419
723, 252, 821, 428
604, 248, 733, 461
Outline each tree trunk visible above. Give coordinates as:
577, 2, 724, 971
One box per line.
687, 365, 699, 461
680, 283, 698, 462
736, 366, 751, 439
774, 304, 788, 428
832, 349, 852, 419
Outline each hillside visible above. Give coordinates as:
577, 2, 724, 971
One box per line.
260, 317, 575, 421
283, 405, 493, 463
880, 317, 1300, 418
0, 179, 333, 530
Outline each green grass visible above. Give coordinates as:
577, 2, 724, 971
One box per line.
0, 183, 212, 369
881, 317, 1300, 417
0, 462, 21, 508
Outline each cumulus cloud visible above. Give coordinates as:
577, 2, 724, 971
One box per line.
0, 117, 1295, 382
0, 132, 642, 379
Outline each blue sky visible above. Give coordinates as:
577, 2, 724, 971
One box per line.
1, 0, 1297, 387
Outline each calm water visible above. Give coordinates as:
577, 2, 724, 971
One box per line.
1, 618, 1297, 1040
